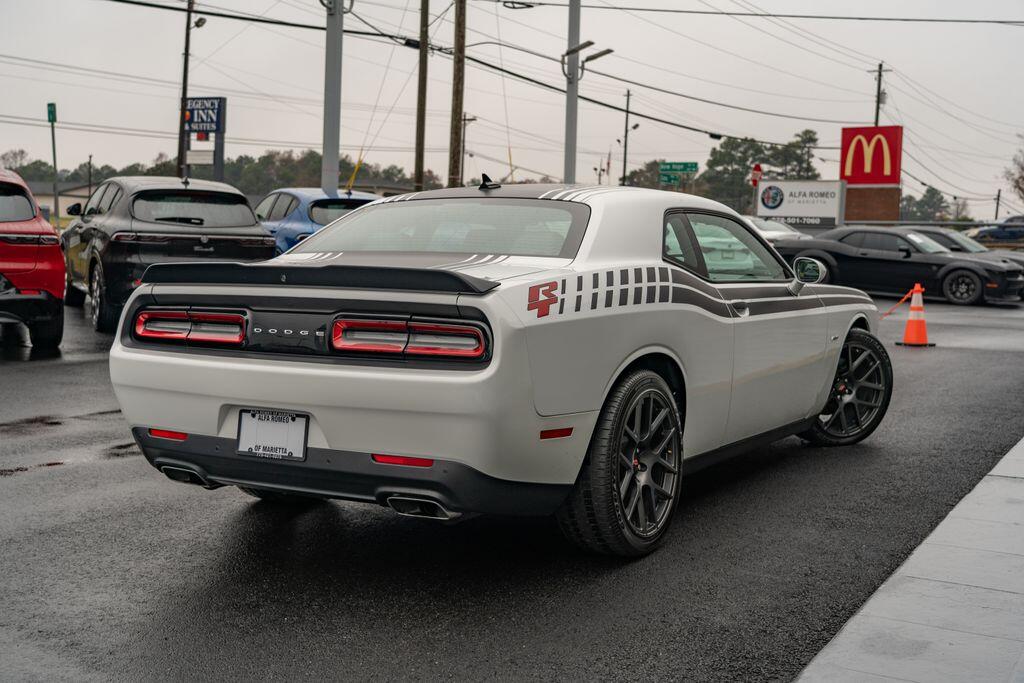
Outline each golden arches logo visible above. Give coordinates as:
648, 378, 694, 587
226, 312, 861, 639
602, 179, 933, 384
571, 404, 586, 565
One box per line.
844, 134, 892, 177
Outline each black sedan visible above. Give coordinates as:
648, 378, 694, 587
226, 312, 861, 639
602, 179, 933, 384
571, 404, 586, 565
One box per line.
908, 225, 1024, 269
62, 177, 276, 332
774, 226, 1024, 305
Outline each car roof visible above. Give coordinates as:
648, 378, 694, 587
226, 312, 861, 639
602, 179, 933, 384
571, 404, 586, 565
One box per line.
271, 188, 381, 201
109, 176, 246, 195
0, 168, 29, 190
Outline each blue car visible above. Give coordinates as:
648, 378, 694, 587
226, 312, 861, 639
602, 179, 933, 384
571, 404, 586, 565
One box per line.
254, 188, 380, 253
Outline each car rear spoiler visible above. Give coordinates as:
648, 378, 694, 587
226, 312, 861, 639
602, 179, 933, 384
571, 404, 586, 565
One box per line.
140, 262, 500, 295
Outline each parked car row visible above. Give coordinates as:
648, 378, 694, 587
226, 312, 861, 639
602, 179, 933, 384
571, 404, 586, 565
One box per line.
0, 169, 381, 347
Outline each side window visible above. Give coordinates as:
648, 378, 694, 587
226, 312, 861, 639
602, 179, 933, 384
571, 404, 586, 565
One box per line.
84, 184, 109, 216
254, 194, 277, 221
97, 186, 121, 215
687, 213, 788, 282
926, 232, 955, 249
839, 232, 865, 248
268, 194, 295, 221
663, 213, 702, 273
862, 233, 905, 252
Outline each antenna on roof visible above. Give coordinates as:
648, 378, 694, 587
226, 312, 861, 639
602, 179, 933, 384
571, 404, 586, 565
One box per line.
478, 173, 501, 191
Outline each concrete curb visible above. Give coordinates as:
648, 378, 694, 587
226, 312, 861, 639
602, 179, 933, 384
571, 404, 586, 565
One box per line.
798, 435, 1024, 682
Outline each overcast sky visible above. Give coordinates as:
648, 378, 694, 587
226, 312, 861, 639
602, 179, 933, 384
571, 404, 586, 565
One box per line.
2, 0, 1022, 214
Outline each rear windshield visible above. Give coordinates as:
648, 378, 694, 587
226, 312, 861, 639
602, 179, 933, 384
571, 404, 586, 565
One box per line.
132, 191, 257, 227
309, 198, 374, 226
0, 183, 35, 222
294, 198, 590, 258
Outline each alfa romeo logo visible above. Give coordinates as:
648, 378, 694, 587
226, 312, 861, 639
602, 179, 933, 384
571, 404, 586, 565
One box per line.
760, 185, 784, 210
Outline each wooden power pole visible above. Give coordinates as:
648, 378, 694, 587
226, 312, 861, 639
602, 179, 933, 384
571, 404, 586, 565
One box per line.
414, 0, 429, 191
447, 0, 466, 187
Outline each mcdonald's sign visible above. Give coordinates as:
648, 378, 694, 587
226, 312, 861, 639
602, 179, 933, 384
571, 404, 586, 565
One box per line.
840, 125, 903, 185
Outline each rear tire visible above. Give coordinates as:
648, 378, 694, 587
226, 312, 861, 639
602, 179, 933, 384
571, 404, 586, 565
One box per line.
28, 309, 64, 349
89, 261, 118, 333
238, 486, 326, 504
800, 328, 892, 447
942, 269, 983, 306
556, 369, 683, 557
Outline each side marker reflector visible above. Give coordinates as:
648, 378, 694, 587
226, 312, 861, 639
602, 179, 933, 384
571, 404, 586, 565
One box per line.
371, 453, 434, 468
540, 427, 573, 440
149, 428, 188, 441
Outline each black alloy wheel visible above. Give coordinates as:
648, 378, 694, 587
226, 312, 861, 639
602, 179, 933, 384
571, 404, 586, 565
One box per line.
557, 369, 683, 556
802, 328, 893, 446
943, 270, 983, 306
89, 262, 118, 333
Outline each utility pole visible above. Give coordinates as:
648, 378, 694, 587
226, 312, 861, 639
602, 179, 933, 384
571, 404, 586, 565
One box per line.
87, 154, 93, 198
413, 0, 429, 191
47, 103, 58, 224
563, 0, 581, 184
995, 188, 1002, 221
620, 89, 632, 185
321, 0, 347, 194
459, 113, 476, 186
176, 0, 195, 179
447, 0, 467, 187
872, 62, 890, 127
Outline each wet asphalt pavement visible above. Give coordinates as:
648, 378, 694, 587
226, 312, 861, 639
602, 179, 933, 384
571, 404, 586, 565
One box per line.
1, 298, 1023, 681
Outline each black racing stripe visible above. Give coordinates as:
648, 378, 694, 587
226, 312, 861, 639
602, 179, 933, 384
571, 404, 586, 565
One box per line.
560, 278, 566, 295
667, 265, 721, 298
592, 273, 599, 289
659, 267, 669, 283
659, 285, 670, 303
620, 269, 629, 285
646, 267, 656, 283
577, 275, 583, 292
821, 296, 875, 307
634, 267, 642, 284
575, 294, 582, 312
619, 288, 628, 306
670, 287, 732, 317
558, 298, 565, 314
633, 286, 642, 305
605, 290, 614, 308
606, 271, 614, 287
646, 286, 656, 304
747, 298, 823, 316
591, 292, 598, 310
809, 284, 869, 298
717, 284, 793, 299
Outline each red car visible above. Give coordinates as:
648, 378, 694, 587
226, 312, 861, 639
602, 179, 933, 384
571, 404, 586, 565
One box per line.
0, 169, 65, 348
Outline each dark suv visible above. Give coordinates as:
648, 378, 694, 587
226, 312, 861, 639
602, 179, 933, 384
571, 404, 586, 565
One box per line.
62, 177, 275, 331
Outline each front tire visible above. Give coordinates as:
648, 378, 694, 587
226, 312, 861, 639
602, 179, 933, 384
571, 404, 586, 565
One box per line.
942, 269, 983, 306
28, 310, 64, 349
557, 369, 683, 557
800, 328, 893, 447
89, 261, 118, 333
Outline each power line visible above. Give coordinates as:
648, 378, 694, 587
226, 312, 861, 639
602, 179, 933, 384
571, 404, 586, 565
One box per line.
476, 1, 1024, 26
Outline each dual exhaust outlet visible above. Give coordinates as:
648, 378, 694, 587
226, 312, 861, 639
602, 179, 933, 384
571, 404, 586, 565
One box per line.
160, 465, 457, 520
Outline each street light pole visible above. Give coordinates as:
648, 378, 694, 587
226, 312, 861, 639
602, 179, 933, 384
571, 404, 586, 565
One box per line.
620, 89, 631, 185
176, 0, 195, 179
321, 0, 348, 194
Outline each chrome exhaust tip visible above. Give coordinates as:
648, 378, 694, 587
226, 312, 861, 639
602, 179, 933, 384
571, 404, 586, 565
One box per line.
386, 495, 459, 521
159, 465, 218, 489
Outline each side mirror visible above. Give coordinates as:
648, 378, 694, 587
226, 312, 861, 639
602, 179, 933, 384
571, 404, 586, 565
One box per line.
66, 202, 82, 217
789, 256, 827, 295
899, 246, 912, 258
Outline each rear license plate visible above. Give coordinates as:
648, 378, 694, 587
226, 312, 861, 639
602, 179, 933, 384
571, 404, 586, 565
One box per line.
237, 409, 309, 461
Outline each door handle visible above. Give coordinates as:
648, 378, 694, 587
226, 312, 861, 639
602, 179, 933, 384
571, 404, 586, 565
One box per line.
731, 300, 750, 317
858, 251, 869, 256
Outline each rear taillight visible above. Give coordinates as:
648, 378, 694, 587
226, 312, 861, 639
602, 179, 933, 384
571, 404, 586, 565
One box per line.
330, 318, 487, 360
0, 234, 57, 245
134, 309, 246, 346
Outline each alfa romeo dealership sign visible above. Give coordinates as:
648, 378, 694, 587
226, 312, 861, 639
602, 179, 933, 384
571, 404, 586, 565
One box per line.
756, 180, 845, 228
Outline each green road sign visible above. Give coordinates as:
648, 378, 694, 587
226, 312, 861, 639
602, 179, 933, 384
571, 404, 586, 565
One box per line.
46, 103, 56, 124
660, 161, 698, 174
659, 172, 680, 184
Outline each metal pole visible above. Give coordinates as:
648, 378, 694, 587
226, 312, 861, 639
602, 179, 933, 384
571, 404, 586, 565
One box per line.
213, 100, 226, 182
620, 89, 630, 185
176, 0, 194, 178
874, 62, 883, 127
50, 120, 59, 224
87, 154, 92, 199
447, 0, 467, 187
321, 0, 345, 194
563, 0, 580, 184
413, 0, 429, 191
995, 189, 1002, 221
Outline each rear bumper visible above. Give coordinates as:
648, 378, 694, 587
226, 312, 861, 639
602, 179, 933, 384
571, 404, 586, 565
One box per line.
0, 289, 62, 325
135, 428, 571, 516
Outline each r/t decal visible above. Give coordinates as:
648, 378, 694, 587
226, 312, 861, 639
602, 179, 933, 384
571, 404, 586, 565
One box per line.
527, 281, 559, 318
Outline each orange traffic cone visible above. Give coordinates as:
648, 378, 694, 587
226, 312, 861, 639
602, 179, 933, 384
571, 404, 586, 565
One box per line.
896, 283, 935, 347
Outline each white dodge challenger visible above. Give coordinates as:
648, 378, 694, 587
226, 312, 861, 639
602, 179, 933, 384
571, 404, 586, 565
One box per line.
110, 183, 893, 556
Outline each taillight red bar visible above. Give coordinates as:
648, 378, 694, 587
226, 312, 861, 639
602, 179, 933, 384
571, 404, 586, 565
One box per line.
330, 318, 487, 360
134, 309, 246, 346
371, 453, 434, 468
149, 428, 188, 441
